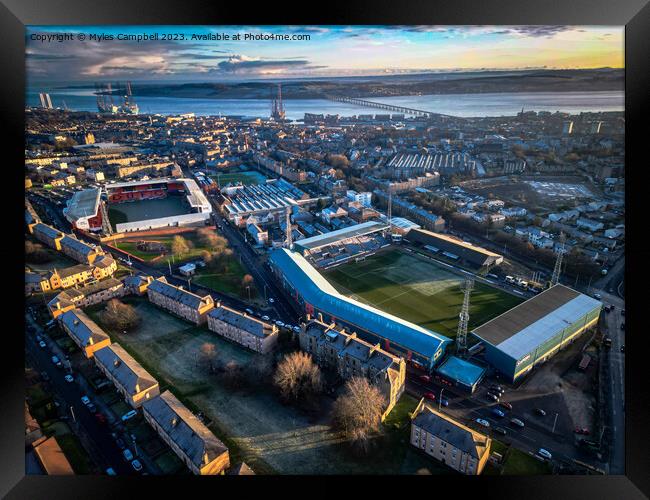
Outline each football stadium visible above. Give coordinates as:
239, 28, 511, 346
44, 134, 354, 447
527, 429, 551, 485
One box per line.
64, 179, 212, 234
323, 248, 522, 338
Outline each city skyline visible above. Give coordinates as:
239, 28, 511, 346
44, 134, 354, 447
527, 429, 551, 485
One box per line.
26, 25, 624, 83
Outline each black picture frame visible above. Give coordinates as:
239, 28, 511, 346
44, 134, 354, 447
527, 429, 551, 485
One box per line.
2, 0, 648, 497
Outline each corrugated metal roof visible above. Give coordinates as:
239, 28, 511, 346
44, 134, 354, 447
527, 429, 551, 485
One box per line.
270, 248, 450, 360
473, 284, 601, 360
295, 221, 388, 251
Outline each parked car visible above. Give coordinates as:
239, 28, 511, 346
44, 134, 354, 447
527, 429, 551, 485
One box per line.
40, 371, 50, 382
121, 410, 138, 422
39, 341, 47, 349
490, 385, 504, 394
245, 308, 254, 315
115, 438, 126, 450
87, 403, 97, 413
293, 326, 301, 333
510, 418, 525, 428
81, 396, 91, 406
262, 315, 270, 321
423, 392, 436, 401
419, 375, 431, 383
534, 408, 547, 417
105, 468, 117, 476
476, 418, 490, 428
64, 374, 74, 383
439, 399, 449, 407
492, 408, 505, 418
275, 321, 285, 328
486, 392, 500, 402
538, 448, 552, 460
593, 293, 602, 300
494, 427, 507, 436
35, 335, 42, 342
131, 459, 143, 472
122, 449, 134, 461
620, 345, 625, 353
574, 427, 590, 435
268, 298, 275, 304
51, 356, 62, 368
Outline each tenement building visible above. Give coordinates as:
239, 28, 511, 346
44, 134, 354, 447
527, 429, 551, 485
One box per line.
207, 304, 279, 354
147, 277, 214, 324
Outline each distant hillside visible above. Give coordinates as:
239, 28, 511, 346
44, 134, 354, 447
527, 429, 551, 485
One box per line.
121, 68, 624, 100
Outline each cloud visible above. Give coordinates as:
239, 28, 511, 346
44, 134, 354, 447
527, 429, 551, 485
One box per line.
214, 54, 324, 74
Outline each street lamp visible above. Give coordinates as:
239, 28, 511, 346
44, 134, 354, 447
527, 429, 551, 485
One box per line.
246, 286, 251, 301
69, 406, 76, 423
439, 388, 444, 411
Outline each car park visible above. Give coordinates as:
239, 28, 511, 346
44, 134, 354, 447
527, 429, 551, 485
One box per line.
64, 374, 74, 383
121, 410, 138, 422
122, 449, 133, 461
534, 408, 547, 417
510, 418, 525, 428
476, 418, 490, 428
131, 459, 143, 472
538, 448, 552, 460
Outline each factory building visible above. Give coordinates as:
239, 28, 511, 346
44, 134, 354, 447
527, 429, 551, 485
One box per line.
471, 284, 602, 382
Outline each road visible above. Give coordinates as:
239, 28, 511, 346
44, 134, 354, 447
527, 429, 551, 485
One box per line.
407, 376, 604, 471
600, 296, 625, 474
25, 314, 134, 476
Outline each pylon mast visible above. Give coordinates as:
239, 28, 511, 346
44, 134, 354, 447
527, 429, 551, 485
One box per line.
285, 206, 292, 248
551, 232, 566, 286
456, 278, 474, 354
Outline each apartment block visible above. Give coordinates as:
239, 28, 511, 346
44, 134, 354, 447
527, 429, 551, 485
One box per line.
147, 277, 214, 324
299, 319, 406, 418
207, 304, 279, 354
58, 309, 111, 359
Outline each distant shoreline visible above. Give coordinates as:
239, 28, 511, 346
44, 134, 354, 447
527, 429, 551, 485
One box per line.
58, 68, 623, 101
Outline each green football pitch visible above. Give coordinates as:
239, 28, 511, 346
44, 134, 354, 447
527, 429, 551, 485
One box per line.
323, 249, 523, 338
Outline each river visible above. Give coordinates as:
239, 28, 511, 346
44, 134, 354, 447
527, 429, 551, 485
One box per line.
26, 88, 624, 120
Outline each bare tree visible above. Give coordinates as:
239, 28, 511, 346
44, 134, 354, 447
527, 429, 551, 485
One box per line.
197, 228, 228, 251
244, 354, 273, 387
332, 377, 386, 454
199, 342, 217, 374
221, 360, 244, 389
171, 235, 190, 257
101, 299, 140, 332
274, 352, 322, 402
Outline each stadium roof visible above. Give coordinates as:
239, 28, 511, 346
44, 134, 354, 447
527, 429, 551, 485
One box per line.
436, 356, 485, 387
269, 248, 450, 361
294, 221, 388, 251
472, 284, 602, 360
63, 188, 101, 221
411, 228, 502, 259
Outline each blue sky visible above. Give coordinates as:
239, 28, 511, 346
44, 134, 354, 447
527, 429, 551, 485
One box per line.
26, 25, 624, 82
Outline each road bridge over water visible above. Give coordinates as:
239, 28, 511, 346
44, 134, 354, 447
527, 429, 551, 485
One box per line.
325, 95, 454, 119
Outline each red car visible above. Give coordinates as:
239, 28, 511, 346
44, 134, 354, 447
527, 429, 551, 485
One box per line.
94, 412, 107, 425
499, 402, 513, 411
574, 427, 590, 435
419, 375, 431, 383
423, 392, 436, 401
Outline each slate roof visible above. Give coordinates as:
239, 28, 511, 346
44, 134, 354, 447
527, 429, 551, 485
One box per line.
143, 391, 228, 470
94, 343, 158, 397
207, 306, 275, 338
59, 310, 109, 347
148, 277, 211, 309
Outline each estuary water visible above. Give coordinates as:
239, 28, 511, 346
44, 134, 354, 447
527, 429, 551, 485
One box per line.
26, 87, 624, 120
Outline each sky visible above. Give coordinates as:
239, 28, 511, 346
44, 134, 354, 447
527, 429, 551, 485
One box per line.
25, 25, 624, 83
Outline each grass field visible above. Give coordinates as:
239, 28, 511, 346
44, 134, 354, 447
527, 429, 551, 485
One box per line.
107, 196, 190, 228
85, 298, 447, 475
324, 249, 523, 338
210, 170, 266, 186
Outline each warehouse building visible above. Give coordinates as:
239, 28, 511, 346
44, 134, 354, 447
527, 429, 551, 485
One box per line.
269, 248, 450, 370
406, 228, 503, 268
434, 355, 486, 394
471, 284, 602, 382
